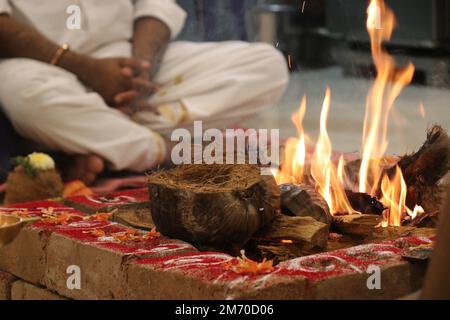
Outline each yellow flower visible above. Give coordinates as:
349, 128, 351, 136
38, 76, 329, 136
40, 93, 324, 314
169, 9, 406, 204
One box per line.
27, 153, 55, 171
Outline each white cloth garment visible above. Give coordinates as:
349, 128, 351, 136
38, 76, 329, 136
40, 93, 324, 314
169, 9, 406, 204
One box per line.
0, 1, 289, 172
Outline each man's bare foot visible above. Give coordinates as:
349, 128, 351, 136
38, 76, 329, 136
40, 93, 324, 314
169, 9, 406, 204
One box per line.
65, 155, 104, 186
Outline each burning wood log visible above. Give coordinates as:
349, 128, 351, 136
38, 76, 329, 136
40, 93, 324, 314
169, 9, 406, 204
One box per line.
279, 183, 333, 225
344, 190, 385, 215
256, 214, 329, 248
148, 164, 279, 253
403, 210, 438, 228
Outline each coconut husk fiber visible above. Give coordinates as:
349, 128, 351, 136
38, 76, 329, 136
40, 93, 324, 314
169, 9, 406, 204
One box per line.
4, 165, 63, 205
148, 164, 280, 254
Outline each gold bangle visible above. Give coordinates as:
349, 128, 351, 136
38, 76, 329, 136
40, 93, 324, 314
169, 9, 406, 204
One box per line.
50, 43, 70, 66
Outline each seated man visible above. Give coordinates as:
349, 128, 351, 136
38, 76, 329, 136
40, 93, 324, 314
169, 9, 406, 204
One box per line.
0, 0, 288, 185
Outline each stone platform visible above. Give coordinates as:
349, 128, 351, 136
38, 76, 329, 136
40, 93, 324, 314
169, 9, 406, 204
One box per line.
0, 188, 432, 300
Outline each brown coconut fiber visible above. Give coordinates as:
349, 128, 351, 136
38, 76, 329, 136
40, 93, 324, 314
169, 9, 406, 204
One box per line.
4, 165, 64, 205
148, 164, 280, 253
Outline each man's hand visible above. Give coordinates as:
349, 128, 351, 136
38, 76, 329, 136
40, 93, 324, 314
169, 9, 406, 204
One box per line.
111, 17, 172, 115
114, 61, 161, 115
78, 57, 153, 106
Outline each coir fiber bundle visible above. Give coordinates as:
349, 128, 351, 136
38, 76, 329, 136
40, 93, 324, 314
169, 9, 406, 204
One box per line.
4, 165, 63, 205
148, 164, 280, 253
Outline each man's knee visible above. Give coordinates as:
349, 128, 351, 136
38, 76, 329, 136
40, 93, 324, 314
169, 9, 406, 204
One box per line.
239, 43, 289, 107
0, 58, 80, 108
252, 43, 289, 88
0, 59, 84, 125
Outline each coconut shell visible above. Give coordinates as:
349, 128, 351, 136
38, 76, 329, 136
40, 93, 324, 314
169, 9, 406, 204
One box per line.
148, 164, 279, 253
4, 166, 63, 205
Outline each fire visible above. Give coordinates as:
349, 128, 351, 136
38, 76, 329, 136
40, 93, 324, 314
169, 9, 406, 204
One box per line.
274, 97, 307, 184
380, 166, 407, 226
359, 0, 415, 197
408, 205, 425, 221
275, 88, 357, 215
273, 0, 425, 226
361, 0, 419, 226
310, 88, 357, 214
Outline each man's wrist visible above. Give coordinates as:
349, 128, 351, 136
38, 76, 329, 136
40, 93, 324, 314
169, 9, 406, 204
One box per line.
133, 17, 170, 78
58, 50, 92, 82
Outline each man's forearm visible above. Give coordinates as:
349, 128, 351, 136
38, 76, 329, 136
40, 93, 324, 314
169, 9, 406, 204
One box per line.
0, 14, 60, 61
133, 17, 170, 78
0, 14, 91, 80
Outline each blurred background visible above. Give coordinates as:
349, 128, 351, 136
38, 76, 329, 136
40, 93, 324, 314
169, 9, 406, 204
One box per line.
176, 0, 450, 155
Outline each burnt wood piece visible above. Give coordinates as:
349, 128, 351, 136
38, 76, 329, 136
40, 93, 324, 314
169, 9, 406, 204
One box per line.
345, 190, 386, 215
148, 164, 279, 254
279, 183, 332, 225
403, 210, 438, 228
257, 214, 329, 248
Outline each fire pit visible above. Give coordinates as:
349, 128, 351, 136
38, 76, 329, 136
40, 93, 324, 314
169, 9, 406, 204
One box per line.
0, 0, 448, 301
145, 0, 448, 265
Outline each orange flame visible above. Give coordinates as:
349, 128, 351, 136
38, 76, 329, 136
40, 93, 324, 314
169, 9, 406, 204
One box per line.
380, 166, 407, 226
274, 96, 307, 184
274, 89, 357, 215
360, 0, 415, 195
361, 0, 420, 226
310, 88, 357, 214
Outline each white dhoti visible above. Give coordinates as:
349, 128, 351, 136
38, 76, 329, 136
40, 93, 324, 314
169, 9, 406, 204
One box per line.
0, 41, 288, 171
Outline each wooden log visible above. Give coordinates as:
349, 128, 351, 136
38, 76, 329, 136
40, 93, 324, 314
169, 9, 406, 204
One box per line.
279, 183, 332, 225
148, 164, 279, 253
368, 226, 436, 242
257, 214, 329, 248
332, 214, 381, 237
333, 214, 436, 240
